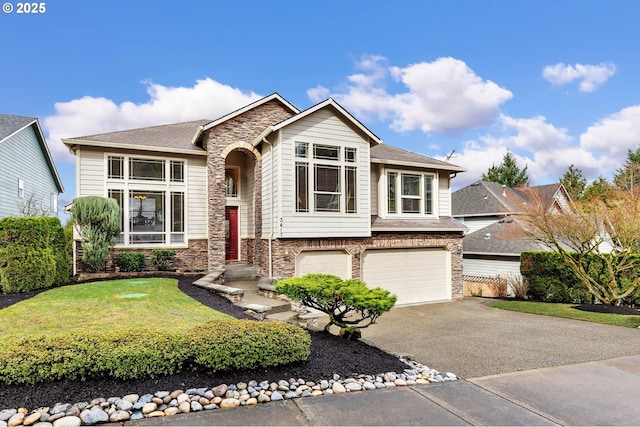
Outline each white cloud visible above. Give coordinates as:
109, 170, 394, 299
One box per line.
451, 106, 640, 189
542, 62, 617, 92
579, 105, 640, 166
44, 78, 261, 162
315, 55, 512, 135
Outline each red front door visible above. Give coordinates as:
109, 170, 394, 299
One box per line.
225, 206, 239, 261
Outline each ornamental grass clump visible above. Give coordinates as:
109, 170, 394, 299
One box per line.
276, 274, 397, 340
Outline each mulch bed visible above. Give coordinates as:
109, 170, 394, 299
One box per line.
0, 276, 408, 410
573, 303, 640, 316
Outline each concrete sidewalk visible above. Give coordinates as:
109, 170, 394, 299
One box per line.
126, 355, 640, 426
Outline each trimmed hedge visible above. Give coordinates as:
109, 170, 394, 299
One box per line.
521, 251, 640, 305
0, 217, 71, 293
0, 320, 311, 385
151, 249, 177, 271
116, 252, 146, 272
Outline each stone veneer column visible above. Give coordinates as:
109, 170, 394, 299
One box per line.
204, 100, 296, 273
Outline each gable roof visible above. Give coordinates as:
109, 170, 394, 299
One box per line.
370, 144, 466, 172
265, 98, 382, 146
1, 114, 64, 192
463, 217, 548, 256
63, 119, 210, 155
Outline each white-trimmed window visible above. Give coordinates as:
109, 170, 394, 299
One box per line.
106, 154, 186, 245
386, 170, 436, 216
295, 142, 357, 214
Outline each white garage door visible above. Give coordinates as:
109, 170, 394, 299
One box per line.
362, 248, 450, 306
296, 250, 351, 279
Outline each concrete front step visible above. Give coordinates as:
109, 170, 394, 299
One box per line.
224, 263, 258, 282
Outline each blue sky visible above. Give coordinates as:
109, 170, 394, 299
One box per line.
2, 0, 640, 212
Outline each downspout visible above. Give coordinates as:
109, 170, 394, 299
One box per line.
263, 136, 275, 278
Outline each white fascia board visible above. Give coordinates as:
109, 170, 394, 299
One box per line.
371, 158, 467, 173
62, 138, 207, 157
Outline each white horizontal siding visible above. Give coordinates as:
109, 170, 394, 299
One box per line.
463, 257, 521, 278
278, 109, 371, 238
261, 144, 274, 237
461, 217, 500, 234
438, 171, 450, 217
186, 157, 207, 239
78, 148, 105, 196
370, 164, 379, 216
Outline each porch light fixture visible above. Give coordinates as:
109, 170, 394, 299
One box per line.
284, 249, 290, 262
215, 174, 223, 190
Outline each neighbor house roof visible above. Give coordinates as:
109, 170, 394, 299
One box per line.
0, 114, 64, 192
463, 217, 548, 256
62, 119, 210, 155
453, 180, 533, 217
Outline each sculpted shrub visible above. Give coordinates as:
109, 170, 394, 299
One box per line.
276, 274, 397, 340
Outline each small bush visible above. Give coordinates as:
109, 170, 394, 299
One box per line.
116, 252, 146, 272
505, 273, 529, 299
0, 247, 56, 293
0, 320, 311, 385
151, 249, 177, 271
276, 274, 396, 340
190, 320, 311, 370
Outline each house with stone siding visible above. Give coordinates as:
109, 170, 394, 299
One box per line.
63, 94, 467, 305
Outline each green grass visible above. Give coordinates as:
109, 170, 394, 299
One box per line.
0, 278, 231, 338
488, 300, 640, 328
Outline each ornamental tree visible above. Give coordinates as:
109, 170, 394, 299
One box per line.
71, 196, 121, 272
520, 187, 640, 305
275, 274, 397, 340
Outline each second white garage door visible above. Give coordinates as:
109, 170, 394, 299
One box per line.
296, 250, 351, 279
362, 248, 450, 306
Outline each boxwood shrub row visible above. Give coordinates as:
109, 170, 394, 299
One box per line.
0, 217, 71, 293
0, 319, 311, 385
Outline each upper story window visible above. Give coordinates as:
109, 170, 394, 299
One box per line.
387, 170, 436, 216
130, 158, 165, 181
295, 142, 357, 214
108, 156, 184, 183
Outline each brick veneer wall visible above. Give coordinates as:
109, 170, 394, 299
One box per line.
255, 232, 465, 299
204, 100, 296, 273
73, 238, 209, 274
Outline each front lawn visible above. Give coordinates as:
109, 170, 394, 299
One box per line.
0, 278, 311, 385
488, 300, 640, 328
0, 278, 230, 338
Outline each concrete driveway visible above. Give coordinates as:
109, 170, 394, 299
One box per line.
360, 297, 640, 379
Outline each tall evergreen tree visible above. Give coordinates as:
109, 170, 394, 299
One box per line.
613, 147, 640, 191
482, 151, 530, 187
560, 164, 587, 201
582, 176, 613, 203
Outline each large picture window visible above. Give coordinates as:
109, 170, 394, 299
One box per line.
295, 142, 357, 214
106, 154, 186, 246
386, 170, 436, 216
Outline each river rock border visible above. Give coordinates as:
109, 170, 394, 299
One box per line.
0, 357, 457, 427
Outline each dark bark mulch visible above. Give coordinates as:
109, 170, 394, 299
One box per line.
0, 276, 407, 410
573, 303, 640, 316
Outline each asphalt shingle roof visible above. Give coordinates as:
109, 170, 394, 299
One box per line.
463, 217, 548, 255
370, 144, 465, 172
371, 215, 467, 232
65, 119, 211, 153
0, 114, 36, 142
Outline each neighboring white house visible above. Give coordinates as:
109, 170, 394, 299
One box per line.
63, 94, 467, 306
0, 115, 64, 218
452, 180, 572, 294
